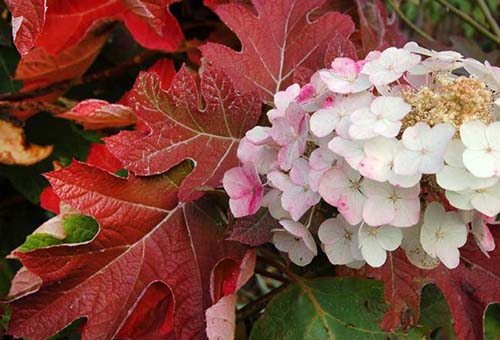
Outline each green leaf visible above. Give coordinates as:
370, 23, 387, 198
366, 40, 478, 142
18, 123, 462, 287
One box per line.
18, 233, 63, 252
19, 215, 99, 252
418, 284, 455, 340
250, 277, 389, 340
485, 303, 500, 340
63, 215, 99, 243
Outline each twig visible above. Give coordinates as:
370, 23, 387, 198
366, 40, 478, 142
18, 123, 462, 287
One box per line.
0, 100, 66, 114
387, 0, 435, 42
435, 0, 500, 44
476, 0, 500, 37
236, 283, 288, 321
255, 268, 289, 283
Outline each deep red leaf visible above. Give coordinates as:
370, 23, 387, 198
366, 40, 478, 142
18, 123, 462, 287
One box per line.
4, 0, 46, 56
5, 0, 183, 56
105, 62, 261, 202
8, 161, 248, 340
39, 186, 60, 214
338, 231, 500, 340
86, 144, 123, 173
57, 99, 136, 130
227, 209, 278, 247
15, 30, 108, 92
200, 0, 355, 103
354, 0, 406, 56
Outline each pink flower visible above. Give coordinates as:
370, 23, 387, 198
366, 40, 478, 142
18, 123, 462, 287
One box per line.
319, 57, 372, 94
318, 164, 366, 225
223, 163, 264, 218
237, 137, 278, 174
267, 84, 300, 122
270, 103, 308, 170
268, 159, 321, 221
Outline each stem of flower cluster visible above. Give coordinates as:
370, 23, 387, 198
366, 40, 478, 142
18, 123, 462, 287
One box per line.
476, 0, 500, 38
387, 0, 436, 42
435, 0, 500, 44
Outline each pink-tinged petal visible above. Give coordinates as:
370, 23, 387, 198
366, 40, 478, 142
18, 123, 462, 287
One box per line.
290, 158, 311, 186
318, 168, 349, 205
296, 83, 316, 104
310, 108, 339, 138
331, 57, 359, 77
262, 189, 290, 220
329, 137, 365, 170
245, 126, 272, 145
337, 192, 365, 225
279, 220, 307, 238
363, 197, 395, 226
310, 147, 336, 171
392, 198, 420, 227
223, 167, 253, 198
274, 84, 300, 112
472, 213, 496, 255
229, 189, 263, 218
267, 171, 293, 191
271, 117, 296, 146
277, 142, 301, 171
393, 150, 421, 176
282, 188, 318, 222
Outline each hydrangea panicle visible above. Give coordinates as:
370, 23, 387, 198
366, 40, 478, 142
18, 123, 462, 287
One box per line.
224, 42, 499, 270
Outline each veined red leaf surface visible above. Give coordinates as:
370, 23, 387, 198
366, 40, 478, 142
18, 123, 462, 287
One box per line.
8, 161, 248, 340
105, 62, 261, 202
338, 231, 500, 340
15, 30, 108, 92
200, 0, 355, 103
4, 0, 46, 56
5, 0, 183, 56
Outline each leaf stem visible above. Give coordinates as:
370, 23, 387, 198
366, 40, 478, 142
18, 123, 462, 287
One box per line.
236, 283, 288, 321
435, 0, 500, 44
476, 0, 500, 37
387, 0, 435, 42
255, 267, 289, 282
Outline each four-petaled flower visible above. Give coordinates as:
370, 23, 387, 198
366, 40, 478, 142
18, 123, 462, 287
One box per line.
362, 47, 421, 85
318, 216, 363, 265
273, 220, 318, 266
420, 202, 468, 269
223, 163, 264, 218
358, 224, 403, 267
349, 96, 411, 139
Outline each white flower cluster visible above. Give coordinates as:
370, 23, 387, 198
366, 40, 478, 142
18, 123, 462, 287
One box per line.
223, 42, 500, 269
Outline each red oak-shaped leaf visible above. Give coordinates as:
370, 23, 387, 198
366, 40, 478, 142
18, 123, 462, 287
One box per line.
105, 62, 261, 202
200, 0, 355, 103
338, 232, 500, 340
8, 161, 248, 340
227, 209, 278, 247
58, 99, 136, 130
354, 0, 406, 56
4, 0, 46, 56
15, 30, 108, 92
6, 0, 183, 56
39, 143, 123, 214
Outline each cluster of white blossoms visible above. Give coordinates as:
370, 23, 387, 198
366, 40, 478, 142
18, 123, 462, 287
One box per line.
223, 42, 500, 270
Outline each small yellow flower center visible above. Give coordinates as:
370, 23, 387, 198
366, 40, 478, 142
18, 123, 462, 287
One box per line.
402, 76, 493, 132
